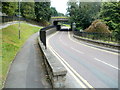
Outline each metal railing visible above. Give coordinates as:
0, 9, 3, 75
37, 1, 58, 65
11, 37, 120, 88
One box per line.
73, 30, 119, 44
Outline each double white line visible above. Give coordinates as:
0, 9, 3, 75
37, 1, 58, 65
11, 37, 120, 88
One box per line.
47, 32, 94, 88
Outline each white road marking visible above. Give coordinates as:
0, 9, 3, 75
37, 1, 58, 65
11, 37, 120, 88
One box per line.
68, 31, 118, 55
47, 31, 94, 88
94, 58, 119, 70
71, 47, 84, 54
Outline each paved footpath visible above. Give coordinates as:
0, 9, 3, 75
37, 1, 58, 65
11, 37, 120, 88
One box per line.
4, 33, 51, 88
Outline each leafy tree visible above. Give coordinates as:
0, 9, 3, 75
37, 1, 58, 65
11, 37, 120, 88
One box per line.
34, 2, 51, 21
100, 2, 120, 30
20, 2, 35, 19
100, 2, 120, 41
67, 1, 101, 30
2, 2, 18, 16
50, 7, 58, 16
57, 12, 64, 16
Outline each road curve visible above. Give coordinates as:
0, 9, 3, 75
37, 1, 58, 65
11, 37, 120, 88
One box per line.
47, 31, 119, 88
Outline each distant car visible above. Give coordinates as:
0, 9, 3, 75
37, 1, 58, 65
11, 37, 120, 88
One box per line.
61, 26, 70, 31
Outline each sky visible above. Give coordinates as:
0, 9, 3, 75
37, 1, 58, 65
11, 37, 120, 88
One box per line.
51, 0, 69, 15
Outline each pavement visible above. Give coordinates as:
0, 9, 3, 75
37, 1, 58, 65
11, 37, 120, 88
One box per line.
47, 31, 119, 88
4, 33, 51, 88
0, 21, 42, 29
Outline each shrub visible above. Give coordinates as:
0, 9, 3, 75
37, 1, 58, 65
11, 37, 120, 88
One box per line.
84, 20, 111, 33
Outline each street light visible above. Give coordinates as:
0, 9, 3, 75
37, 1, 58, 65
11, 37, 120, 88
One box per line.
18, 0, 21, 39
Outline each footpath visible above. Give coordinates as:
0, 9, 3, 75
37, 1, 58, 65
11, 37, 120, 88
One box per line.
4, 33, 51, 88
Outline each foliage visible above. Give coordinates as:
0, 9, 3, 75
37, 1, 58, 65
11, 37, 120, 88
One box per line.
2, 2, 18, 16
67, 1, 101, 29
100, 2, 120, 31
21, 2, 35, 19
57, 12, 64, 16
50, 7, 58, 16
34, 2, 51, 21
1, 23, 42, 89
100, 2, 120, 41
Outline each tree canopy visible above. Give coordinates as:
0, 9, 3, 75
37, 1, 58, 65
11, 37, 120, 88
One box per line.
34, 2, 51, 21
2, 2, 18, 16
21, 2, 35, 19
67, 2, 101, 30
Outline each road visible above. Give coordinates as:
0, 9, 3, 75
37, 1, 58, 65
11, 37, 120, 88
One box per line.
47, 31, 119, 88
5, 33, 51, 88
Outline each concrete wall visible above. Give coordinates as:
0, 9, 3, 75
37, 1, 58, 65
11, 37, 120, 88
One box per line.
38, 27, 67, 88
38, 37, 67, 88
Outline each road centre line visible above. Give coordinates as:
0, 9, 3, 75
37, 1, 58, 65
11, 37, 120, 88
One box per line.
47, 31, 94, 88
71, 47, 84, 54
94, 58, 119, 70
68, 32, 118, 55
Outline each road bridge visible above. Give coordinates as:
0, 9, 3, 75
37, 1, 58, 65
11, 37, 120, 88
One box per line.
50, 17, 72, 31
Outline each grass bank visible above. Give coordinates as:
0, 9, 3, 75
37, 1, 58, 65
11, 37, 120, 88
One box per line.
0, 23, 42, 89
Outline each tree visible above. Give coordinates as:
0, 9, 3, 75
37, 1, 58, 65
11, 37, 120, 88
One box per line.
2, 2, 18, 16
100, 2, 120, 30
57, 12, 64, 16
34, 2, 51, 21
50, 7, 58, 16
67, 1, 101, 30
100, 2, 120, 41
20, 2, 35, 19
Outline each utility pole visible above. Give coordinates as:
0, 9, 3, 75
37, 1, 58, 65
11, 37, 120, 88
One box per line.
18, 0, 21, 39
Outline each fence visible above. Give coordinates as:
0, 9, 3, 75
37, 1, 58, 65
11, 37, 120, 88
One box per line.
1, 16, 25, 23
0, 16, 44, 26
73, 30, 119, 43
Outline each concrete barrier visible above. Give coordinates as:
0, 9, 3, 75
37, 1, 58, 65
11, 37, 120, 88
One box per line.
46, 27, 57, 36
38, 37, 67, 88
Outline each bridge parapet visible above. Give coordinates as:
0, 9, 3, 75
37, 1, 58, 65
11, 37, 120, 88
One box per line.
51, 17, 69, 24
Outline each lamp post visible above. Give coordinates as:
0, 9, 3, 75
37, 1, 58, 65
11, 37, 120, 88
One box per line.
18, 0, 21, 39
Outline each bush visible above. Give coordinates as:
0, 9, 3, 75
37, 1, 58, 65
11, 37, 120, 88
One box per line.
84, 20, 111, 33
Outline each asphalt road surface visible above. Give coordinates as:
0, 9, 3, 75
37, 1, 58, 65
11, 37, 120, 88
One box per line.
47, 31, 119, 88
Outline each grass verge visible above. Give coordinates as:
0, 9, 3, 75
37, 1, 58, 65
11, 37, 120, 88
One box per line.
0, 23, 42, 89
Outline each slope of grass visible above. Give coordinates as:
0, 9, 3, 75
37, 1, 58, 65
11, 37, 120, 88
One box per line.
0, 23, 42, 89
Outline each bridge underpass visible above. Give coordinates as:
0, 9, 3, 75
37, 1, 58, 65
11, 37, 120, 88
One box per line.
51, 17, 72, 31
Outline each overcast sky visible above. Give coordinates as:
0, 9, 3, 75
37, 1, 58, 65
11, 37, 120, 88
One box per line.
51, 0, 69, 15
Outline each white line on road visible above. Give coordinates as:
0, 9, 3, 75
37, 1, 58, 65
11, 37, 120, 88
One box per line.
94, 58, 119, 70
47, 31, 94, 88
71, 47, 84, 54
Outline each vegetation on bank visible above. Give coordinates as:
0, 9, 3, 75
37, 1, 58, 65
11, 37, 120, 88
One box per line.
0, 23, 42, 89
67, 1, 120, 42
